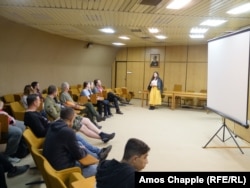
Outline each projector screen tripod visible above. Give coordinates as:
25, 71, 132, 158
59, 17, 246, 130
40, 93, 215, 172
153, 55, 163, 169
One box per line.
203, 118, 244, 154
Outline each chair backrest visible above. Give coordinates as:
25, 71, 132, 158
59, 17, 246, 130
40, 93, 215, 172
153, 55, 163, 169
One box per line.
30, 147, 57, 188
102, 90, 108, 99
0, 114, 9, 144
173, 84, 182, 91
9, 101, 25, 121
23, 128, 45, 151
114, 88, 122, 96
200, 89, 207, 93
90, 94, 98, 104
31, 146, 82, 188
3, 94, 15, 103
78, 96, 89, 105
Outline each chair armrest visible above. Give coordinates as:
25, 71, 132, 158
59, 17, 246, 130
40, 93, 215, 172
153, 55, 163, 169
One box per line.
78, 154, 99, 166
69, 173, 96, 188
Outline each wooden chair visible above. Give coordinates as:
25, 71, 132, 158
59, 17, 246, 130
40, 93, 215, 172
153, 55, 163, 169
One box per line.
168, 84, 182, 107
181, 90, 195, 107
0, 114, 9, 144
77, 96, 89, 106
9, 101, 26, 121
197, 89, 207, 107
69, 88, 80, 102
3, 94, 15, 104
90, 94, 98, 105
114, 88, 123, 97
121, 87, 134, 102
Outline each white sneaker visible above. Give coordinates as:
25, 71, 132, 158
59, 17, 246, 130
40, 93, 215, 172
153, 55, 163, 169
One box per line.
8, 157, 21, 163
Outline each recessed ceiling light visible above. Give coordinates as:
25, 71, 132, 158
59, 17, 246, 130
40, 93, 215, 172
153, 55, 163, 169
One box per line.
155, 35, 167, 39
200, 19, 227, 27
166, 0, 192, 10
99, 28, 115, 33
190, 27, 208, 34
189, 34, 204, 38
227, 3, 250, 15
119, 36, 130, 40
112, 42, 125, 46
148, 28, 159, 33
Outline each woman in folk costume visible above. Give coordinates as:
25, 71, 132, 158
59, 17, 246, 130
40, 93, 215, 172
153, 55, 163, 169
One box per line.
147, 71, 163, 110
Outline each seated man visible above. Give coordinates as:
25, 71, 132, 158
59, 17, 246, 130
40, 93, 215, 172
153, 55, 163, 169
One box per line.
45, 84, 103, 129
25, 93, 114, 158
0, 153, 30, 188
93, 79, 123, 115
0, 100, 26, 163
59, 82, 105, 125
43, 107, 98, 178
96, 138, 150, 188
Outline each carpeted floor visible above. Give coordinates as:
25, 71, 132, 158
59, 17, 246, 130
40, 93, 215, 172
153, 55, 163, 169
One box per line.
4, 99, 250, 188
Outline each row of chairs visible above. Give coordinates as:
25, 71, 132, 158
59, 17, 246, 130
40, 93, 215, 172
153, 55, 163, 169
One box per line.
22, 128, 97, 188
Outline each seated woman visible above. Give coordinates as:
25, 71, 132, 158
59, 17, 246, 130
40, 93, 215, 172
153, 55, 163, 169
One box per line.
20, 84, 34, 109
80, 81, 112, 118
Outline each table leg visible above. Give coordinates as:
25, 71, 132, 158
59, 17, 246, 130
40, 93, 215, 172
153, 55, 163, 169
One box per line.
172, 94, 175, 110
141, 92, 144, 107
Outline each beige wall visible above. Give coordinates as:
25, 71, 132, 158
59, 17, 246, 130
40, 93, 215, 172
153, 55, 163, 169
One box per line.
0, 16, 118, 96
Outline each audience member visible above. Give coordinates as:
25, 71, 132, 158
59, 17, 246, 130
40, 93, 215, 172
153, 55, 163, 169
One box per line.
42, 85, 113, 159
0, 101, 26, 163
43, 107, 98, 178
31, 81, 43, 100
96, 138, 150, 188
20, 84, 33, 109
59, 82, 105, 125
31, 81, 47, 118
93, 79, 123, 115
81, 81, 112, 118
147, 71, 163, 110
25, 94, 115, 143
0, 153, 30, 188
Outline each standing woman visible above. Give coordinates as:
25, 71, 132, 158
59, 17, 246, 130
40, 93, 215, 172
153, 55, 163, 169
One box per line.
147, 71, 163, 110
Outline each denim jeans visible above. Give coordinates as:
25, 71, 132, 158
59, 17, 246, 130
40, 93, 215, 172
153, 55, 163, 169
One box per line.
4, 120, 25, 156
75, 133, 101, 159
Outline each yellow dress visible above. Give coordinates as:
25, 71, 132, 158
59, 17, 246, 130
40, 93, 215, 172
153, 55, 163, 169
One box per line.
149, 86, 161, 106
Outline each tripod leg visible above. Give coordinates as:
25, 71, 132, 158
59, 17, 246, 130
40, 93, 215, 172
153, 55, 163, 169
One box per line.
224, 125, 244, 154
203, 124, 225, 148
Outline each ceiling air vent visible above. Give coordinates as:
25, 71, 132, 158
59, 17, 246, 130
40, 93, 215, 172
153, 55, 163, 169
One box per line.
140, 0, 162, 6
141, 36, 151, 39
131, 29, 142, 32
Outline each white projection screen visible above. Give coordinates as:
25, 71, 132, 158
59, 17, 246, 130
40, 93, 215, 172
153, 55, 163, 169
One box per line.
207, 28, 250, 127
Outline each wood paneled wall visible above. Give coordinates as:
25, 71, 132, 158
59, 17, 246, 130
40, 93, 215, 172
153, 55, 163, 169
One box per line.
114, 45, 207, 99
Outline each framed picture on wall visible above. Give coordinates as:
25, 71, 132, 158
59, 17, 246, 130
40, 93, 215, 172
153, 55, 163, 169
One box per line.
150, 54, 160, 67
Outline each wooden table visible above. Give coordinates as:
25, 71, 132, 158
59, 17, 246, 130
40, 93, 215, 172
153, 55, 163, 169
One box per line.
139, 90, 207, 110
172, 91, 207, 110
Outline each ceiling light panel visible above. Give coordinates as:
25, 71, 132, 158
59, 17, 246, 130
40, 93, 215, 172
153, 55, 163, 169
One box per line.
200, 19, 227, 27
99, 28, 115, 33
190, 27, 208, 33
166, 0, 192, 10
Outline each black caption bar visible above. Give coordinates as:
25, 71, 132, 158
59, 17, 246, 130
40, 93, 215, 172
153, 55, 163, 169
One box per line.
135, 172, 250, 187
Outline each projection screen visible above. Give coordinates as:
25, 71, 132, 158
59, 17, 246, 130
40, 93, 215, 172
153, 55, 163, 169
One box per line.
207, 28, 250, 127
